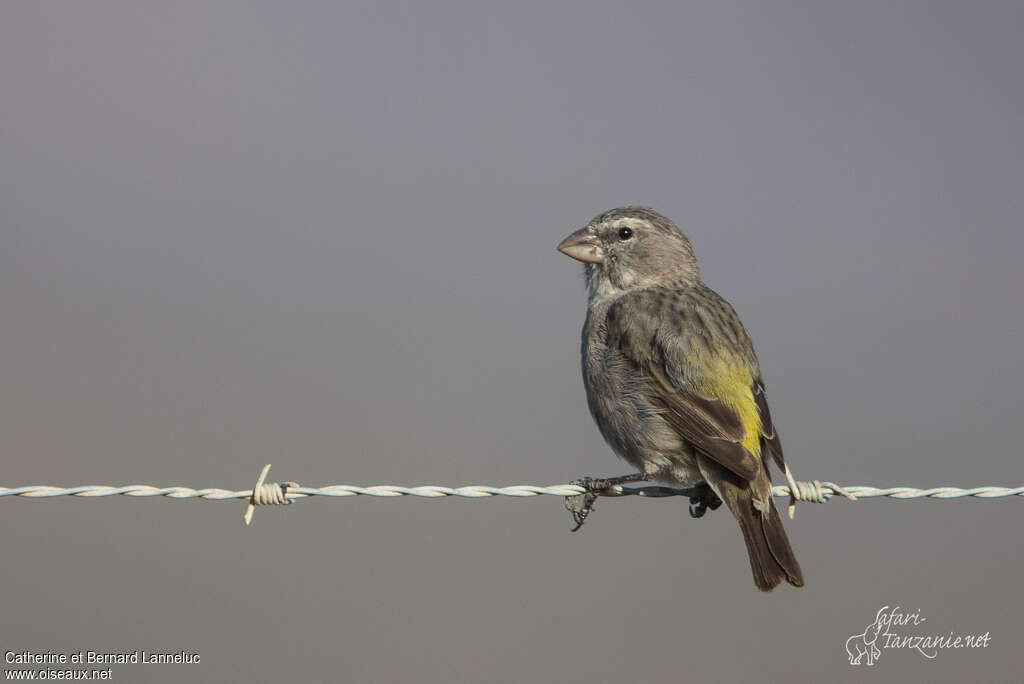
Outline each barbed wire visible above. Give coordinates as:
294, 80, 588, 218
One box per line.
2, 464, 1022, 525
7, 483, 1024, 500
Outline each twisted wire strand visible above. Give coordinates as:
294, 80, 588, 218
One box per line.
3, 483, 1023, 500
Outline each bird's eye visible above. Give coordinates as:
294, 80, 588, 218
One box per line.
617, 227, 634, 240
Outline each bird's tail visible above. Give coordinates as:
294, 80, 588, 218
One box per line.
697, 455, 804, 591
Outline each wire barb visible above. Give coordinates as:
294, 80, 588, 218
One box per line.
243, 464, 298, 525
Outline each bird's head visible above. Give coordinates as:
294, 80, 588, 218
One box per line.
557, 207, 700, 297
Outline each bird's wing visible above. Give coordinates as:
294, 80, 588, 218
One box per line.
605, 293, 764, 483
753, 378, 786, 473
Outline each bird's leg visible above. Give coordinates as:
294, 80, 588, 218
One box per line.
565, 472, 650, 531
687, 482, 723, 519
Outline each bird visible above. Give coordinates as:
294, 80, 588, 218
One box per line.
557, 206, 804, 591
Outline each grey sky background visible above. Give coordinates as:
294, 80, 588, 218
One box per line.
2, 2, 1022, 682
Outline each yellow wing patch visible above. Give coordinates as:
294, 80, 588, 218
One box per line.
693, 357, 763, 457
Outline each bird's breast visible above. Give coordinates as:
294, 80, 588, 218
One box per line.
580, 302, 684, 472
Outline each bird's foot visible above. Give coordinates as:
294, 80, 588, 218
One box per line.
564, 472, 649, 531
688, 482, 723, 519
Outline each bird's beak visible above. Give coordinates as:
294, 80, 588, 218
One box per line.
557, 228, 603, 264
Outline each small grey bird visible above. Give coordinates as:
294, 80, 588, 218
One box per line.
557, 207, 803, 591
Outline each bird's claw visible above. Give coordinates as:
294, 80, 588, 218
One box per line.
688, 496, 709, 518
565, 477, 603, 531
688, 484, 723, 519
564, 472, 651, 531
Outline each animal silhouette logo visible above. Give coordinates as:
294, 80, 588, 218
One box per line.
845, 607, 889, 666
